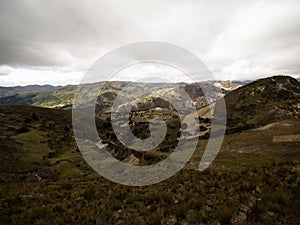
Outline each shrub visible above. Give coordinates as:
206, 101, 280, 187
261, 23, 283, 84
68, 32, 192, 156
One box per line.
186, 209, 202, 224
217, 205, 234, 224
17, 125, 29, 133
83, 188, 96, 201
60, 183, 73, 190
174, 202, 188, 220
31, 113, 39, 120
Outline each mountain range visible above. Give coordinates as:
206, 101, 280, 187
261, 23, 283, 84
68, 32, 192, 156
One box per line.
0, 80, 242, 109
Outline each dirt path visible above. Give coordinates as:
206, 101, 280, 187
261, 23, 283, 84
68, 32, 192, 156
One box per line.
273, 134, 300, 142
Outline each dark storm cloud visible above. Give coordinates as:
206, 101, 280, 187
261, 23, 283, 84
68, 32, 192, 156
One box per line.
0, 0, 299, 80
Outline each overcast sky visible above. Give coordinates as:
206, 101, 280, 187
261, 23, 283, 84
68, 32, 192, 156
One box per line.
0, 0, 300, 86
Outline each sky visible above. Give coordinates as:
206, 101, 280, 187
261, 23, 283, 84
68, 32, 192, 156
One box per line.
0, 0, 300, 86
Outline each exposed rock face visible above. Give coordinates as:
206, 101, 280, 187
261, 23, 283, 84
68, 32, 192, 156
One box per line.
214, 80, 242, 91
133, 96, 174, 111
231, 188, 261, 224
125, 154, 140, 165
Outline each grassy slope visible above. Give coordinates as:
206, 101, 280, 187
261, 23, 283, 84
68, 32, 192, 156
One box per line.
0, 86, 76, 108
224, 75, 300, 134
0, 104, 299, 224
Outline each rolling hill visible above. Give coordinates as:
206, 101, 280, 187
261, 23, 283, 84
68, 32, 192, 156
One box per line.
225, 75, 300, 134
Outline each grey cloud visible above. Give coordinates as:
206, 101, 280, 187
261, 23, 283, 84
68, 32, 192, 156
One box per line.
0, 0, 299, 80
